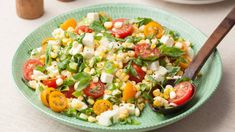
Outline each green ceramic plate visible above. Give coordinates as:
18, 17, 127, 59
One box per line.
12, 3, 222, 132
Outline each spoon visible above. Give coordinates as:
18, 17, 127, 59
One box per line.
149, 7, 235, 114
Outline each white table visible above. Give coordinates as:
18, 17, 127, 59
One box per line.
0, 0, 235, 132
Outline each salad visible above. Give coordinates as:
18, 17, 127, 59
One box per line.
22, 12, 195, 126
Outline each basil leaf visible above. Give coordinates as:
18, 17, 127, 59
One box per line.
73, 72, 91, 80
76, 77, 91, 91
58, 58, 70, 70
159, 45, 184, 58
63, 78, 75, 86
89, 21, 106, 32
99, 14, 110, 24
77, 33, 85, 44
45, 44, 52, 65
130, 65, 138, 77
103, 32, 125, 42
35, 66, 45, 73
72, 90, 82, 97
135, 17, 152, 27
125, 36, 142, 43
133, 57, 143, 66
167, 66, 180, 76
175, 77, 191, 84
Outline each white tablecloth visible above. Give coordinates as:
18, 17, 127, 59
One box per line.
0, 0, 235, 132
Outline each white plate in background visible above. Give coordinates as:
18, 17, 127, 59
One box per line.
164, 0, 224, 4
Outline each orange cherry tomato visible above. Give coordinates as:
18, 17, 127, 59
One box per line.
93, 100, 113, 115
49, 91, 68, 112
60, 18, 77, 30
144, 21, 164, 38
122, 82, 137, 102
179, 55, 192, 69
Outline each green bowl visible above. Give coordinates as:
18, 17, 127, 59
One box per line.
12, 3, 222, 132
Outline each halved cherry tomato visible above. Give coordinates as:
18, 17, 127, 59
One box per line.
93, 99, 113, 115
23, 59, 43, 81
129, 63, 146, 83
41, 88, 56, 107
111, 18, 133, 38
42, 78, 57, 88
75, 25, 93, 34
49, 91, 68, 112
122, 82, 137, 102
171, 81, 194, 105
62, 86, 75, 98
83, 81, 105, 99
60, 18, 77, 30
134, 43, 160, 60
144, 21, 164, 38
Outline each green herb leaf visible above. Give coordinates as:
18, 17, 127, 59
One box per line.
99, 14, 110, 24
125, 36, 142, 43
167, 66, 180, 76
72, 90, 82, 97
103, 32, 125, 42
45, 44, 52, 65
135, 17, 152, 27
175, 77, 191, 84
159, 45, 184, 58
89, 21, 106, 32
73, 72, 92, 91
35, 66, 45, 73
77, 33, 85, 44
63, 78, 75, 86
63, 108, 77, 117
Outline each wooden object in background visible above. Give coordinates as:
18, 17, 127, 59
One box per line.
16, 0, 44, 19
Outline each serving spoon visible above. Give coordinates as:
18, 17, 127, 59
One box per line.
149, 7, 235, 114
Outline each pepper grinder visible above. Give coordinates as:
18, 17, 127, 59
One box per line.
16, 0, 44, 19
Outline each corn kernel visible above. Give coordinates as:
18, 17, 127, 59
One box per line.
88, 116, 96, 123
84, 67, 90, 73
150, 44, 156, 49
153, 89, 161, 97
153, 100, 162, 107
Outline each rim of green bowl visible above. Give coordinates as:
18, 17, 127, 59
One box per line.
12, 3, 223, 131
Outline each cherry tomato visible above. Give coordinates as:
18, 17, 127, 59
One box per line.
144, 21, 164, 38
42, 78, 57, 88
111, 18, 133, 38
83, 81, 105, 99
23, 59, 43, 81
49, 91, 68, 112
75, 25, 93, 34
129, 63, 146, 83
171, 81, 194, 105
134, 43, 160, 60
62, 86, 76, 98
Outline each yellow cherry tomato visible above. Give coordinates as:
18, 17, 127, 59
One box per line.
93, 100, 113, 115
60, 18, 77, 30
40, 88, 56, 107
144, 21, 164, 38
48, 91, 68, 112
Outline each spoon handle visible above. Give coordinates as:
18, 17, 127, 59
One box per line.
183, 7, 235, 80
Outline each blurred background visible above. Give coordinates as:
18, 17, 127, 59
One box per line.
0, 0, 235, 132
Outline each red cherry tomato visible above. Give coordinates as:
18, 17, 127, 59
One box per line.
23, 59, 43, 81
62, 86, 76, 98
42, 78, 57, 88
111, 18, 133, 38
129, 63, 146, 83
83, 81, 105, 99
75, 25, 93, 34
171, 81, 194, 105
134, 43, 160, 60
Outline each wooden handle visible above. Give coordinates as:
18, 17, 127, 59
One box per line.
183, 7, 235, 80
16, 0, 44, 19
